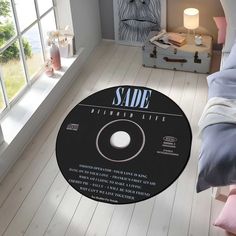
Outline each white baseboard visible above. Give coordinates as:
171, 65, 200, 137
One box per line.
102, 38, 115, 42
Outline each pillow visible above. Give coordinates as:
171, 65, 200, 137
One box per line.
213, 17, 227, 44
214, 185, 236, 235
220, 0, 236, 52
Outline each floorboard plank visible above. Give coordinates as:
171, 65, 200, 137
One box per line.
120, 49, 142, 86
155, 69, 175, 96
107, 46, 138, 88
146, 69, 163, 90
24, 174, 68, 236
127, 198, 156, 236
65, 197, 98, 236
134, 66, 152, 87
93, 45, 128, 92
105, 204, 135, 236
85, 203, 115, 236
44, 187, 82, 236
147, 184, 176, 236
2, 155, 58, 236
0, 150, 57, 236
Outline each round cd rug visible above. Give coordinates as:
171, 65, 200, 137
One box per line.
56, 86, 192, 204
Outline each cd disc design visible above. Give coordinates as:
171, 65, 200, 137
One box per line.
56, 86, 192, 204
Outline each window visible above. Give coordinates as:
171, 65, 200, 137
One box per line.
0, 0, 57, 114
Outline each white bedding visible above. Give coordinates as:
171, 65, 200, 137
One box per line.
197, 39, 236, 193
198, 97, 236, 135
197, 0, 236, 193
199, 42, 236, 135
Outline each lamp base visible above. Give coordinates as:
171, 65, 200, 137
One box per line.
187, 29, 196, 36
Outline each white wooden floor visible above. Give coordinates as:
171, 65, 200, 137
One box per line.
0, 41, 229, 236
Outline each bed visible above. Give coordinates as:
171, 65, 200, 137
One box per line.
195, 1, 236, 233
197, 46, 236, 193
196, 0, 236, 193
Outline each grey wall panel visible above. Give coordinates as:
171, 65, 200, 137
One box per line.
99, 0, 115, 39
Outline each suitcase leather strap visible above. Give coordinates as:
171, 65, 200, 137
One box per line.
163, 57, 187, 63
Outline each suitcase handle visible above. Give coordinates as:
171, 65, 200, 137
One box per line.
163, 57, 187, 63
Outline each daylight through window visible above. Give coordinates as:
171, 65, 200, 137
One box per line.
0, 0, 57, 114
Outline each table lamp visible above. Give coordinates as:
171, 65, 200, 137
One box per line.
184, 8, 199, 34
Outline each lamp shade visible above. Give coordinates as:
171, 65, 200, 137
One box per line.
184, 8, 199, 30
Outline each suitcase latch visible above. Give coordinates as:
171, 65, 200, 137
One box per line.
150, 47, 157, 58
194, 52, 201, 64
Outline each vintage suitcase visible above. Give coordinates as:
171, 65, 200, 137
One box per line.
142, 31, 213, 74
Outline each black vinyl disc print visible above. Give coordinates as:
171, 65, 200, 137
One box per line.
56, 86, 192, 204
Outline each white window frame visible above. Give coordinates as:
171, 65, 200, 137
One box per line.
0, 0, 58, 118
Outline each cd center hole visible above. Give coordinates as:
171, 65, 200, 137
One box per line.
110, 131, 131, 149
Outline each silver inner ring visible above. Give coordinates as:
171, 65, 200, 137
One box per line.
96, 119, 145, 163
